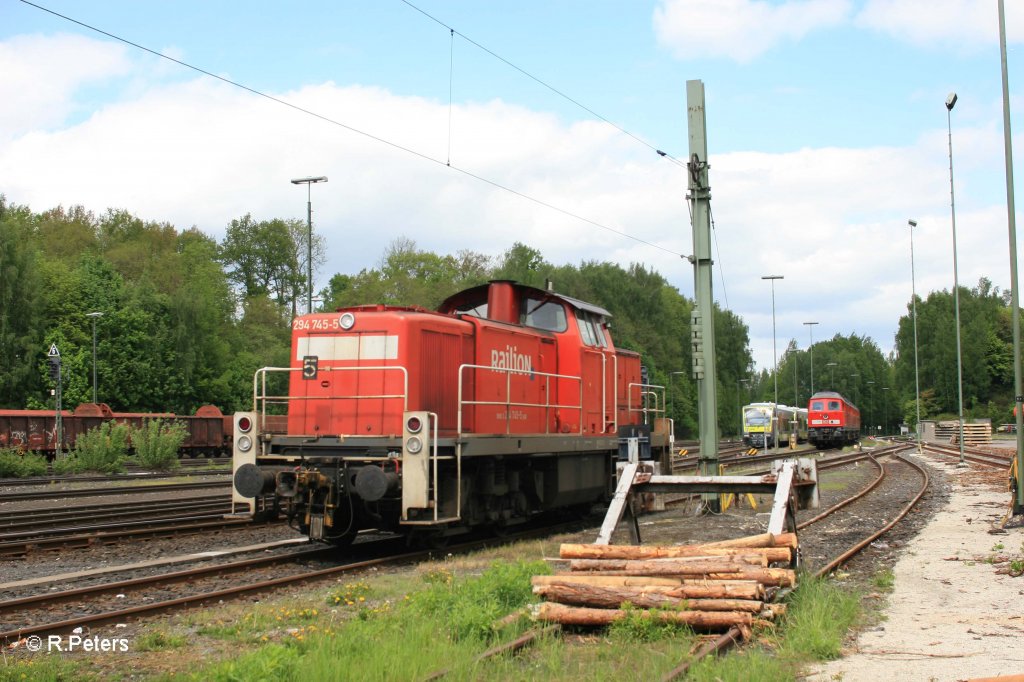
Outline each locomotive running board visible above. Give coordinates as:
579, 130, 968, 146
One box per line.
595, 457, 818, 545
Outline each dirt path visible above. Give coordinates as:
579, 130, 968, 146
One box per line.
806, 452, 1024, 681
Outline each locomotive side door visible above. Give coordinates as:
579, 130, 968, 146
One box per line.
574, 310, 612, 434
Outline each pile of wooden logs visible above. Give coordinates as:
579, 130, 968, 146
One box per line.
533, 532, 797, 636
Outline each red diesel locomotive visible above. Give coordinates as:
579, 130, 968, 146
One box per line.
231, 280, 669, 545
807, 391, 860, 448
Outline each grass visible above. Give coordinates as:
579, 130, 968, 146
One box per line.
0, 543, 866, 681
871, 568, 895, 591
134, 630, 188, 652
0, 655, 91, 681
181, 562, 860, 682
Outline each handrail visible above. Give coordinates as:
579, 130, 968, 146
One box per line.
457, 364, 583, 436
427, 411, 444, 521
251, 365, 409, 434
627, 382, 666, 425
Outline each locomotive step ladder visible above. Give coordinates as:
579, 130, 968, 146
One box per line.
596, 438, 819, 546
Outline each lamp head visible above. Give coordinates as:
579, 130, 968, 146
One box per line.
908, 219, 917, 228
945, 92, 957, 111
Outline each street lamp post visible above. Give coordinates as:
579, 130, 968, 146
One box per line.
882, 386, 890, 436
866, 380, 875, 440
908, 219, 923, 453
850, 373, 860, 438
86, 312, 103, 404
827, 362, 837, 388
762, 275, 784, 451
945, 92, 967, 467
290, 176, 328, 315
804, 321, 819, 396
791, 345, 799, 407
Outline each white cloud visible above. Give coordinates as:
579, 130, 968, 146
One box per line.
1, 31, 1018, 374
856, 0, 1024, 47
653, 0, 851, 62
0, 33, 132, 138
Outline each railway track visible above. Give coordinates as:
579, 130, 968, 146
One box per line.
0, 515, 282, 557
0, 468, 230, 488
0, 479, 229, 503
0, 495, 232, 532
0, 519, 588, 643
921, 442, 1011, 468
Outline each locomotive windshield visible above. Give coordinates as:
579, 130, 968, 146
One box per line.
455, 301, 488, 318
811, 400, 824, 410
829, 400, 841, 410
744, 408, 770, 425
522, 297, 567, 332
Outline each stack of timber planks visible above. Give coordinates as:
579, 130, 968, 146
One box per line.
949, 422, 991, 446
533, 532, 797, 637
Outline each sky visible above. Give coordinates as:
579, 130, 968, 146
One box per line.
2, 0, 1024, 374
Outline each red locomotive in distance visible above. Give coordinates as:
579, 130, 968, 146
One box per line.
807, 391, 861, 448
232, 280, 670, 546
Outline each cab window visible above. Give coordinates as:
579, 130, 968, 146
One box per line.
522, 298, 567, 332
811, 401, 824, 411
828, 401, 841, 410
456, 301, 487, 318
575, 310, 609, 347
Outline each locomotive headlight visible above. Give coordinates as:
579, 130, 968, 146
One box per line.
406, 436, 423, 454
339, 312, 355, 330
237, 435, 253, 452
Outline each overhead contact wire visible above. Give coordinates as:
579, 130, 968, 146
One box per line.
447, 28, 454, 167
399, 0, 667, 158
19, 0, 684, 258
709, 205, 730, 310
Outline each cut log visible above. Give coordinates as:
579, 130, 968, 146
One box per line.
559, 543, 790, 564
702, 532, 798, 549
569, 558, 748, 575
533, 575, 685, 588
535, 602, 753, 629
534, 583, 764, 612
703, 567, 796, 587
531, 576, 764, 600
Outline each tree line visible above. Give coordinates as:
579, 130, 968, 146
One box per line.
1, 195, 1018, 438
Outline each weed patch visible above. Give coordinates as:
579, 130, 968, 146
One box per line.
130, 419, 185, 470
57, 421, 130, 473
0, 448, 48, 477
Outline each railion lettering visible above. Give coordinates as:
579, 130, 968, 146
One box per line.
490, 345, 533, 374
